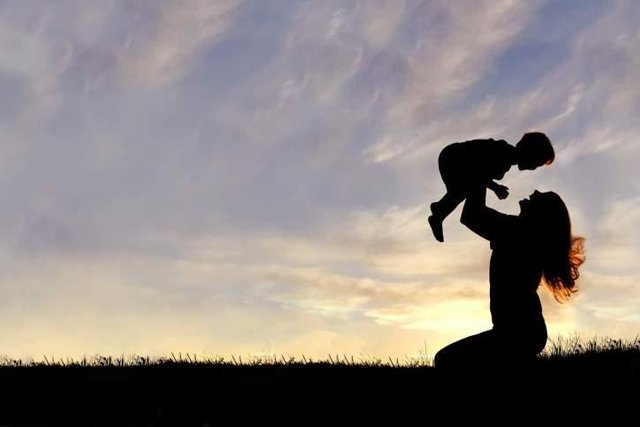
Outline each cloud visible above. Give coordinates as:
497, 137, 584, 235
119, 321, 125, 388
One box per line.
218, 0, 542, 166
160, 203, 564, 345
0, 201, 496, 358
363, 0, 541, 163
373, 0, 639, 215
117, 0, 241, 89
0, 245, 441, 359
589, 196, 640, 275
0, 0, 242, 112
0, 13, 68, 117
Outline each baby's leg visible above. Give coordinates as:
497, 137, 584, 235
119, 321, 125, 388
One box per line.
431, 191, 465, 219
428, 191, 465, 242
428, 215, 444, 242
430, 150, 467, 242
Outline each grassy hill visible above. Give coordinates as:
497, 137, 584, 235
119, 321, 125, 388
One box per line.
1, 336, 637, 425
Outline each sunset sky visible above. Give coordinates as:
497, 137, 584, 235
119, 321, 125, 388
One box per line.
0, 0, 638, 361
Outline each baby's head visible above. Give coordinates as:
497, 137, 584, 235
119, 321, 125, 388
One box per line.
515, 132, 554, 170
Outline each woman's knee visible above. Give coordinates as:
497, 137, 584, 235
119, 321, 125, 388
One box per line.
433, 345, 462, 370
433, 349, 447, 369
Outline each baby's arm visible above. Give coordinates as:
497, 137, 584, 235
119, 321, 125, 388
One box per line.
487, 180, 509, 200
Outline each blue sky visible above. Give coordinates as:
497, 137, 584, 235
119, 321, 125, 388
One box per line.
0, 0, 638, 360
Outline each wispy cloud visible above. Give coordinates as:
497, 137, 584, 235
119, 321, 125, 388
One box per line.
0, 0, 241, 112
117, 0, 241, 89
364, 0, 541, 163
0, 205, 495, 357
0, 13, 68, 117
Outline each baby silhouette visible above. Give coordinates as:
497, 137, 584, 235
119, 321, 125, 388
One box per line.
428, 132, 555, 242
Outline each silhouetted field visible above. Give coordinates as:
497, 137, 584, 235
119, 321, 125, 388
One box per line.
1, 337, 638, 425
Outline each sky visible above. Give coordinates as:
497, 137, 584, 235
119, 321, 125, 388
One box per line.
0, 0, 639, 361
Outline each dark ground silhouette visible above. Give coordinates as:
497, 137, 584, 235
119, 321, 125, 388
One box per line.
0, 352, 638, 424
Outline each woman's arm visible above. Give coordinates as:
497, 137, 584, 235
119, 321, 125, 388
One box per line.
461, 186, 516, 241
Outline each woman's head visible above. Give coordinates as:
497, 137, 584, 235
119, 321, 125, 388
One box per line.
519, 190, 585, 301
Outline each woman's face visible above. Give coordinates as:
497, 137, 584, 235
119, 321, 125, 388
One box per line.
519, 190, 545, 217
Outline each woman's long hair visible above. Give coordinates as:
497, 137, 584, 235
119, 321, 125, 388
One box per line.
527, 192, 585, 302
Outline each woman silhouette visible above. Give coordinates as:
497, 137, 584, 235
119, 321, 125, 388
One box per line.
434, 187, 584, 369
